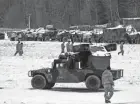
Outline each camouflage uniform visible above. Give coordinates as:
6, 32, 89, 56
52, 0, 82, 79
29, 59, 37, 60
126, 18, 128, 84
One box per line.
66, 42, 73, 52
14, 41, 23, 56
102, 69, 114, 103
118, 42, 124, 55
61, 42, 65, 53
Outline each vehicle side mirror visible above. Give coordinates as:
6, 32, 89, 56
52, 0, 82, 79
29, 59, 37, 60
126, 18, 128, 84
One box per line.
104, 43, 117, 52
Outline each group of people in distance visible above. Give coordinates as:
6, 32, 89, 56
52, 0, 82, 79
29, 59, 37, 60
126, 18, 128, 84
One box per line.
61, 38, 73, 53
60, 38, 92, 69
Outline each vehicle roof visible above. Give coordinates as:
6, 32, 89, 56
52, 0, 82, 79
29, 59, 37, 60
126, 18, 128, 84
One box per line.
73, 43, 106, 47
72, 43, 108, 53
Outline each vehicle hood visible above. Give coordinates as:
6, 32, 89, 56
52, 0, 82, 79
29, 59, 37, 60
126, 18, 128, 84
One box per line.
92, 51, 111, 56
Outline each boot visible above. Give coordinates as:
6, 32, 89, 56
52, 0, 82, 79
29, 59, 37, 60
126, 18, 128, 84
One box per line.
105, 100, 111, 103
118, 52, 120, 55
108, 100, 111, 103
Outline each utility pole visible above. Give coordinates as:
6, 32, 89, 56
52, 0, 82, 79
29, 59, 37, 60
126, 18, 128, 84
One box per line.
109, 0, 113, 23
28, 14, 31, 29
95, 0, 98, 24
134, 0, 138, 17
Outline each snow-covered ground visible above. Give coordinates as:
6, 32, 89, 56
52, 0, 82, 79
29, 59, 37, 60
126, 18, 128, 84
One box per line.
0, 40, 140, 104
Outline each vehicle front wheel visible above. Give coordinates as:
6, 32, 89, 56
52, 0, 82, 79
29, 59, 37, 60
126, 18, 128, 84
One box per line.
85, 75, 101, 91
31, 75, 47, 89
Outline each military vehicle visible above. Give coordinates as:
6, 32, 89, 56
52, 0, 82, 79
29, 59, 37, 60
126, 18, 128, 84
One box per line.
28, 43, 123, 91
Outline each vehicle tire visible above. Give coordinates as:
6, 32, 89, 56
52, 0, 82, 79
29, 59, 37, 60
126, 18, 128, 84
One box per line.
85, 75, 101, 91
31, 75, 47, 89
45, 82, 55, 89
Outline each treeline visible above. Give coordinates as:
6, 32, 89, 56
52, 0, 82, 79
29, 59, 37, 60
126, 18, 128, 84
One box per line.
0, 0, 140, 28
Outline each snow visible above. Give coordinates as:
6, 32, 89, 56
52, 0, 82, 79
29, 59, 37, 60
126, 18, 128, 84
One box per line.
122, 18, 140, 20
0, 40, 140, 104
106, 25, 124, 30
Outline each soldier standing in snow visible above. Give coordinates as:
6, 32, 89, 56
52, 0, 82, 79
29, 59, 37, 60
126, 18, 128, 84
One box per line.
102, 66, 114, 103
61, 38, 66, 53
14, 40, 23, 56
66, 39, 73, 52
118, 41, 124, 56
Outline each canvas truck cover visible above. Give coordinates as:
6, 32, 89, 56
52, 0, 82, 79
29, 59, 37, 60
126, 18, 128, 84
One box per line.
87, 54, 110, 70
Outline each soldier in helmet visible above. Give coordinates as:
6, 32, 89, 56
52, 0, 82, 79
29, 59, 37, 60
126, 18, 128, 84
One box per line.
14, 40, 23, 56
102, 66, 114, 103
61, 37, 66, 53
66, 39, 73, 52
118, 41, 125, 56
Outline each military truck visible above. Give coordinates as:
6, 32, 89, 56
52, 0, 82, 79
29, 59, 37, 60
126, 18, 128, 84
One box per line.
28, 43, 123, 91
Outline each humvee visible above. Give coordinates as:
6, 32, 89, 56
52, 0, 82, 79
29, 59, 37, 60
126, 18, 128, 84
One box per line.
28, 43, 123, 91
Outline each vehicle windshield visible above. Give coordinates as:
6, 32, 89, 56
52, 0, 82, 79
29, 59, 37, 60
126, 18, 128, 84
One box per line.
73, 44, 89, 52
90, 46, 105, 52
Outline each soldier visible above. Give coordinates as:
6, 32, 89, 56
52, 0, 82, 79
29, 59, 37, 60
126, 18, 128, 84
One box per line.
102, 66, 114, 103
66, 39, 73, 52
118, 41, 125, 56
61, 38, 66, 53
79, 45, 92, 68
14, 40, 23, 56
